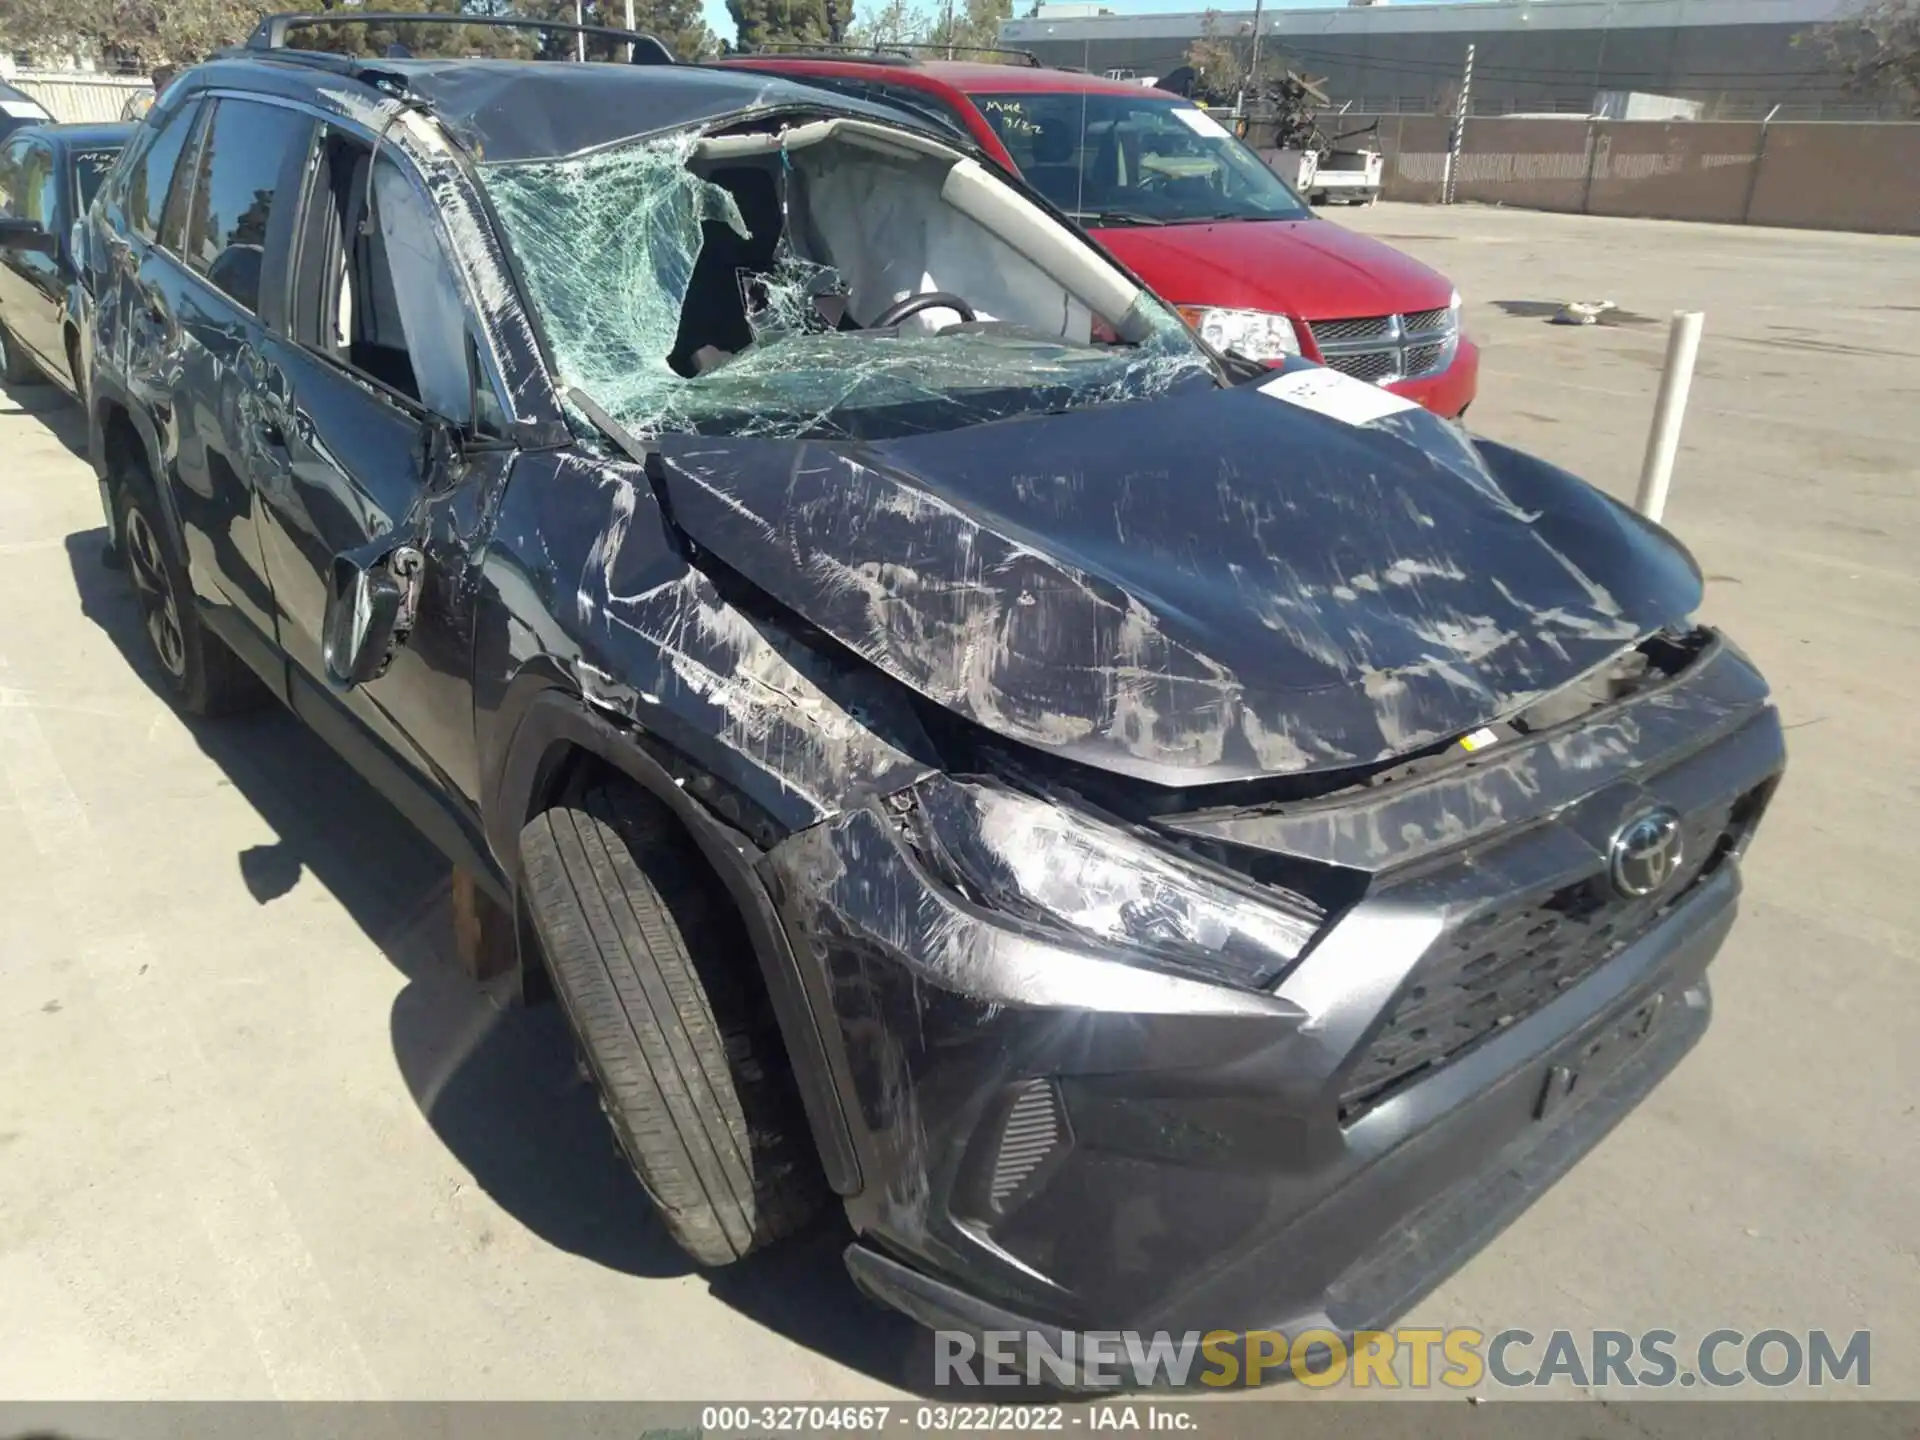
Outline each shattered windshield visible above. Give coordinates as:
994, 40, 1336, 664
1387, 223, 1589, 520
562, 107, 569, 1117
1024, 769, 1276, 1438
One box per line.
975, 92, 1312, 225
480, 124, 1219, 441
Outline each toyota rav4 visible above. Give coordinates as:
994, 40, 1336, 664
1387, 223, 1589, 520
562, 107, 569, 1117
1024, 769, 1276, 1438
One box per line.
79, 14, 1782, 1380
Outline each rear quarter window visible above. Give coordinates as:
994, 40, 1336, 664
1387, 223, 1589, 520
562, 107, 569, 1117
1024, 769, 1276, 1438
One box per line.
181, 98, 312, 314
125, 100, 202, 244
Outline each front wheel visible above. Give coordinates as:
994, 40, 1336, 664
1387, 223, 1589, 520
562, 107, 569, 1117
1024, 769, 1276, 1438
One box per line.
520, 779, 827, 1267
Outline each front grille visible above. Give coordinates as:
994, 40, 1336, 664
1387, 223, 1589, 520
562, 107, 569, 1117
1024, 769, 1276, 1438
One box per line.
1308, 307, 1457, 387
1325, 349, 1400, 384
1310, 315, 1395, 344
1405, 341, 1449, 375
1337, 793, 1759, 1124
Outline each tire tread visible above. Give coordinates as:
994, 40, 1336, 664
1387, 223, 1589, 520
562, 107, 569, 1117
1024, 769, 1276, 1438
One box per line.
520, 782, 824, 1265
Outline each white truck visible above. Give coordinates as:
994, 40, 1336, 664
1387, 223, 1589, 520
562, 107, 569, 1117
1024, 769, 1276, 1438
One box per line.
1305, 145, 1383, 205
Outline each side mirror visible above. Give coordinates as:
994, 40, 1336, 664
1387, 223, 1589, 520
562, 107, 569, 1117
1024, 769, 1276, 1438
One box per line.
0, 217, 55, 255
322, 545, 422, 688
69, 219, 87, 270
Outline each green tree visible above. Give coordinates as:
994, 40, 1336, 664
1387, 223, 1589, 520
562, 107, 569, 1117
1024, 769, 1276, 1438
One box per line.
1808, 0, 1920, 115
0, 0, 717, 67
924, 0, 1014, 60
726, 0, 854, 51
512, 0, 720, 63
0, 0, 275, 68
843, 0, 929, 49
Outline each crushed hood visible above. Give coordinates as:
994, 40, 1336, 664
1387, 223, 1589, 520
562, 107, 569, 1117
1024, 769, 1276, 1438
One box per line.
652, 374, 1701, 786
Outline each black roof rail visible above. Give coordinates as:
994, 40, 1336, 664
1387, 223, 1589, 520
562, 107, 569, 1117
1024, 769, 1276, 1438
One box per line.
892, 42, 1042, 66
742, 42, 923, 66
742, 39, 1043, 67
244, 11, 676, 66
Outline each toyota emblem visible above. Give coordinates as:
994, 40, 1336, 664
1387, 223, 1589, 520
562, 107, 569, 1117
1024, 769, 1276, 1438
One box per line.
1608, 807, 1685, 898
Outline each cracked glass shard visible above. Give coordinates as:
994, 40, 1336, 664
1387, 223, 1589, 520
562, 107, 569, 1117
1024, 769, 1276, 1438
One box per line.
480, 124, 1219, 442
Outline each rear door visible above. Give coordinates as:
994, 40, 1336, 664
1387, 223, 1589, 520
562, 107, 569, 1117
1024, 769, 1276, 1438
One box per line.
252, 120, 514, 857
156, 94, 314, 679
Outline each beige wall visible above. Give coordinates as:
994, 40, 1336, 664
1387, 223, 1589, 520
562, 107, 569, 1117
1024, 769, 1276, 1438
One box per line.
1348, 115, 1920, 236
9, 74, 151, 125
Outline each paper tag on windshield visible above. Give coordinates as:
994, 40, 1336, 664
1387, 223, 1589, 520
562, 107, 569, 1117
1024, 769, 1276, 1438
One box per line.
1171, 107, 1232, 139
1258, 366, 1422, 427
1, 101, 49, 119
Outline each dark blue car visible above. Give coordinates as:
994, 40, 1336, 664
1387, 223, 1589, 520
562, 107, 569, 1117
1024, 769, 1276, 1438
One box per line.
0, 120, 134, 398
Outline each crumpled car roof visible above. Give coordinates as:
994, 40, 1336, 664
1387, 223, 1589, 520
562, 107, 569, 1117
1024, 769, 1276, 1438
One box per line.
301, 57, 955, 163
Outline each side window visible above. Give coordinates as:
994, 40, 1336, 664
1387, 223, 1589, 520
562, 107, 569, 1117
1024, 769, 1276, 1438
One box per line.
156, 104, 210, 252
0, 138, 23, 217
126, 99, 201, 244
291, 132, 478, 427
20, 142, 54, 226
183, 98, 310, 313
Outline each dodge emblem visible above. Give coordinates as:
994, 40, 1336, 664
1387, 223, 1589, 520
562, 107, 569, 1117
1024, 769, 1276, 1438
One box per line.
1608, 807, 1685, 897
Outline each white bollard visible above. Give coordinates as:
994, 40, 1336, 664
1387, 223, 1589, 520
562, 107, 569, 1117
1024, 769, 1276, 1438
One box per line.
1634, 310, 1705, 523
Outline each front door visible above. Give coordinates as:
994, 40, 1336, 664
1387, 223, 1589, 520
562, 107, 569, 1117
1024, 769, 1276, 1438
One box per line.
253, 121, 512, 865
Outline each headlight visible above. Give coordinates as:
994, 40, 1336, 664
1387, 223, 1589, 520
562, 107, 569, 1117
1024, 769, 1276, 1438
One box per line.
900, 779, 1325, 990
1177, 306, 1302, 363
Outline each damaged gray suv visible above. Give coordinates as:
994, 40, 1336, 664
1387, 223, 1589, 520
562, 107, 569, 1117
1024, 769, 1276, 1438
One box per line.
81, 14, 1783, 1375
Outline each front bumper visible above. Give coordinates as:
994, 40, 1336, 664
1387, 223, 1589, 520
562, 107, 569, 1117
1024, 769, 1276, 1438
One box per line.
761, 637, 1782, 1365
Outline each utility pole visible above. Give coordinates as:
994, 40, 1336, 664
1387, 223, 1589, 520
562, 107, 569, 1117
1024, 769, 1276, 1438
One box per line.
1248, 0, 1266, 92
945, 0, 957, 59
1443, 42, 1473, 204
574, 0, 587, 61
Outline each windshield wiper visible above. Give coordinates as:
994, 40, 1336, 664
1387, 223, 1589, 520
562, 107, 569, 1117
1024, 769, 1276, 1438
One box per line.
1070, 209, 1167, 227
1163, 211, 1264, 225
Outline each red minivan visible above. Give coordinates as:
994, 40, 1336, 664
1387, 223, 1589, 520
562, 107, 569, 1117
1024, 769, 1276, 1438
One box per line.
720, 55, 1477, 418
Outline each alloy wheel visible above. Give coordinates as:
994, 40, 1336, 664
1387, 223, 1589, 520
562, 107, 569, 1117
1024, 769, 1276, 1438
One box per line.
124, 507, 186, 680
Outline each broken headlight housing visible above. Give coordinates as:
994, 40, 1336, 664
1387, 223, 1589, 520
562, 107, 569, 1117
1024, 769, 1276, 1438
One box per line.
899, 779, 1325, 991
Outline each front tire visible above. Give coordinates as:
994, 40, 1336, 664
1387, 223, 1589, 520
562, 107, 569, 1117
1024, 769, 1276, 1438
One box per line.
520, 779, 826, 1267
115, 480, 264, 716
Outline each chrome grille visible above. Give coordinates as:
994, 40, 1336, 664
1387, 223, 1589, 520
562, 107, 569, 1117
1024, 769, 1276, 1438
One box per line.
1308, 307, 1458, 387
1337, 792, 1757, 1124
1326, 350, 1400, 384
1405, 341, 1449, 375
1309, 315, 1395, 344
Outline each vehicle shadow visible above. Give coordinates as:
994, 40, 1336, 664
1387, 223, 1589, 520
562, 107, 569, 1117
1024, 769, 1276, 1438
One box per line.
0, 377, 90, 461
59, 525, 941, 1396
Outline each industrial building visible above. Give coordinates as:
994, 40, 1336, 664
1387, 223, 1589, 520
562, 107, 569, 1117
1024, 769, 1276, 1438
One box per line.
1000, 0, 1886, 118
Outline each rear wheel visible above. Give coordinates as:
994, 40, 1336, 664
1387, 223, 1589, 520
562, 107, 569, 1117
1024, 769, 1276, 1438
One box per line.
0, 321, 44, 386
520, 778, 827, 1266
115, 479, 264, 716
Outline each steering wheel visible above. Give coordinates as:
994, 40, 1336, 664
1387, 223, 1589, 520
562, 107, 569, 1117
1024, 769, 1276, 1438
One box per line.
870, 291, 977, 329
